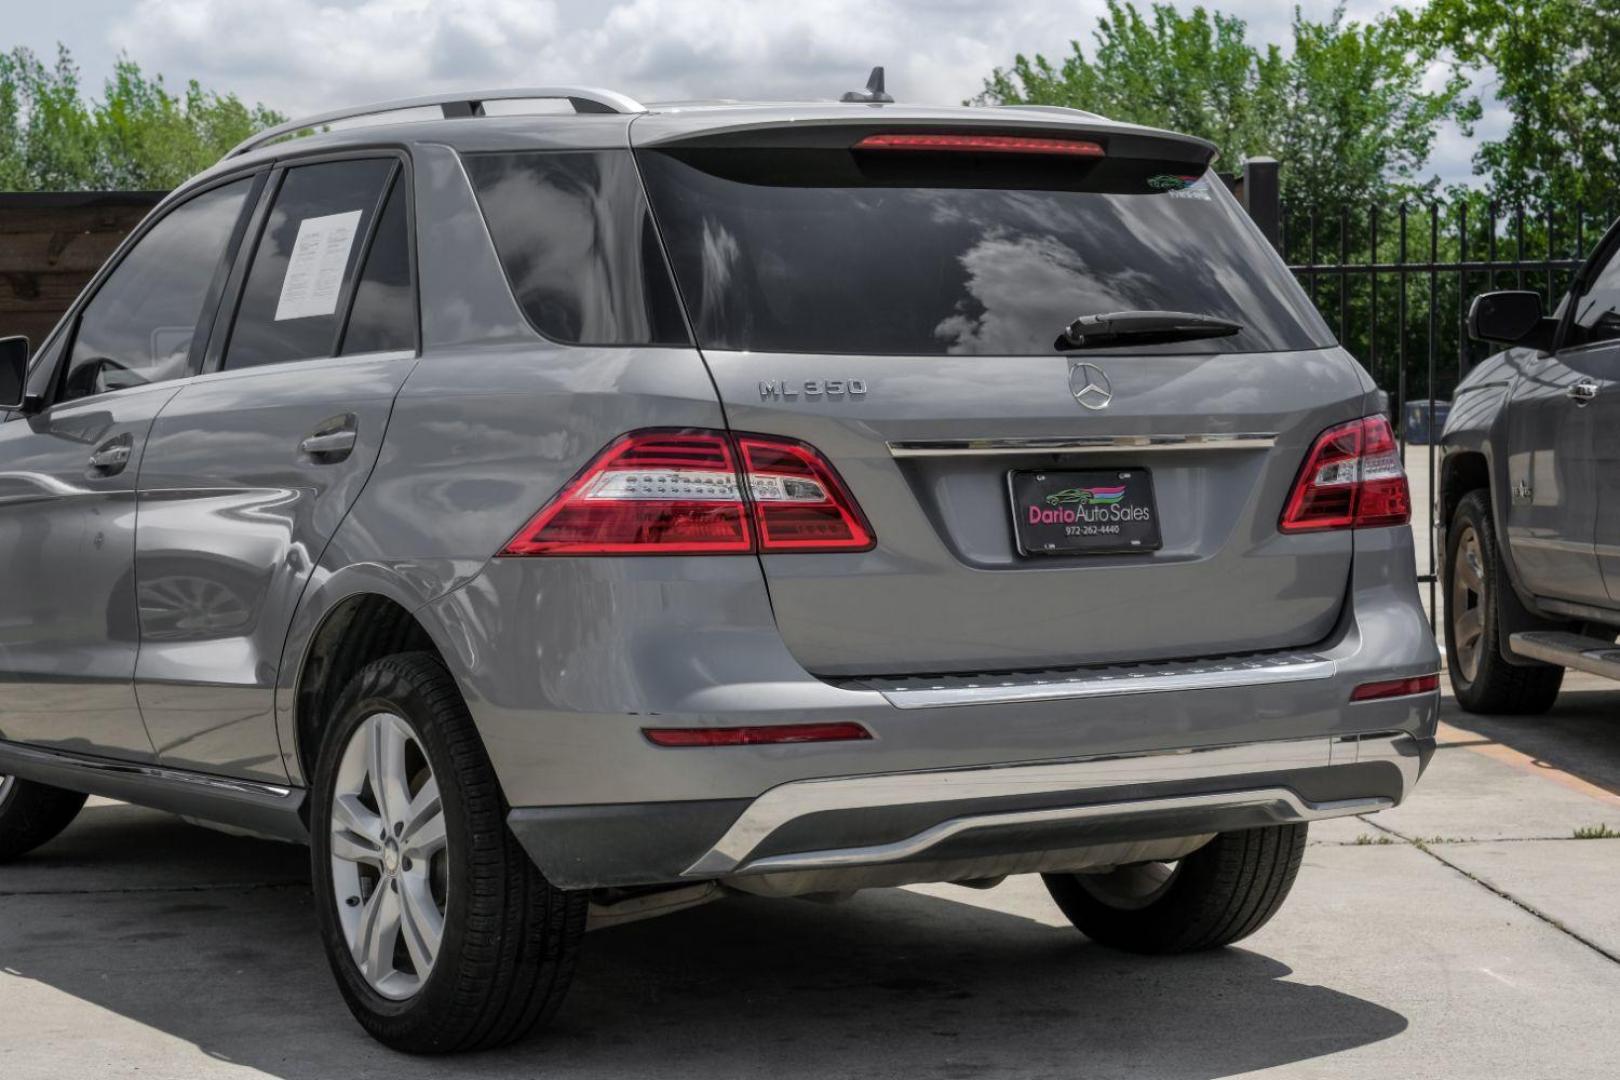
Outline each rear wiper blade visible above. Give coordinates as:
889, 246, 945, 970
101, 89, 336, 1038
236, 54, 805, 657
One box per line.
1056, 310, 1243, 351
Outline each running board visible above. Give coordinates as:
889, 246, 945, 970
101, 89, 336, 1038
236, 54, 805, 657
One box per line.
1508, 631, 1620, 680
0, 738, 307, 842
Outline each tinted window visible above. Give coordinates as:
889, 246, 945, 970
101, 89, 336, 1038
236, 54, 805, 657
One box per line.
340, 176, 416, 355
638, 147, 1333, 356
62, 179, 251, 402
1572, 246, 1620, 347
226, 159, 395, 369
463, 150, 688, 346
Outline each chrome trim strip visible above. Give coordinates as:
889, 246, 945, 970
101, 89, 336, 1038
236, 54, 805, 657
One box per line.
886, 433, 1277, 458
733, 789, 1393, 876
0, 739, 293, 800
684, 732, 1420, 877
867, 653, 1336, 709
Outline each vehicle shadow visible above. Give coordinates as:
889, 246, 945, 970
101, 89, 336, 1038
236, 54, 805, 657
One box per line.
0, 805, 1408, 1079
1442, 684, 1620, 797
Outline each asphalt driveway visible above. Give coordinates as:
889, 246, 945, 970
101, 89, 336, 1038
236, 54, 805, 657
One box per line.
3, 680, 1620, 1079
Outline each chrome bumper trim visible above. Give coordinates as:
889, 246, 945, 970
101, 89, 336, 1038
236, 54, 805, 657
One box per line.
733, 789, 1389, 877
683, 732, 1421, 877
859, 652, 1336, 709
886, 433, 1277, 458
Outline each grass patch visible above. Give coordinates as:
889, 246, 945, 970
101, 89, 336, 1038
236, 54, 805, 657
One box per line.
1354, 833, 1396, 845
1573, 824, 1620, 840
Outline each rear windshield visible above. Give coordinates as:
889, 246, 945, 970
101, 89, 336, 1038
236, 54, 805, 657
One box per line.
637, 145, 1333, 356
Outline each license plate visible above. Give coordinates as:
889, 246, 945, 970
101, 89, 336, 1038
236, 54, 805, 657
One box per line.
1008, 469, 1162, 556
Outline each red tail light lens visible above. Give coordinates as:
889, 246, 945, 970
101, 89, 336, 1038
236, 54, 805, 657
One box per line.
853, 133, 1106, 157
1280, 415, 1411, 533
738, 435, 875, 552
499, 432, 753, 555
500, 430, 874, 556
1350, 673, 1439, 701
642, 722, 873, 747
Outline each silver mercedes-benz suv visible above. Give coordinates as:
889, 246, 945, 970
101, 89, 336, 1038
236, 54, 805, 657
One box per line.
0, 81, 1439, 1053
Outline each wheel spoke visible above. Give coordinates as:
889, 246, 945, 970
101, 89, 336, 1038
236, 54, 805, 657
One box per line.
398, 874, 444, 976
1455, 607, 1484, 649
331, 795, 384, 865
1456, 546, 1484, 593
355, 884, 402, 981
367, 715, 411, 828
402, 778, 445, 857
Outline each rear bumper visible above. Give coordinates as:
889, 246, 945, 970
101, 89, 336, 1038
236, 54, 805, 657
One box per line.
427, 526, 1439, 889
510, 729, 1432, 889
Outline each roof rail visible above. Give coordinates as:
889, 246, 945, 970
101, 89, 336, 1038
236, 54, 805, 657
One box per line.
223, 86, 646, 160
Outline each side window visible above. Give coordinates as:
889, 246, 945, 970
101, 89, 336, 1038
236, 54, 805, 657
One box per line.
340, 175, 416, 355
225, 158, 395, 370
60, 178, 252, 403
462, 150, 689, 346
1572, 245, 1620, 348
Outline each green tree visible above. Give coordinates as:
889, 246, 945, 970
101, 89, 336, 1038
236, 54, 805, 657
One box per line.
1413, 0, 1620, 214
973, 3, 1287, 171
0, 44, 284, 191
974, 2, 1466, 206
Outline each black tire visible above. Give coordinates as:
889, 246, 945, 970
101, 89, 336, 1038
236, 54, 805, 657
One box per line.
0, 775, 88, 862
309, 652, 587, 1054
1445, 490, 1563, 715
1042, 824, 1307, 954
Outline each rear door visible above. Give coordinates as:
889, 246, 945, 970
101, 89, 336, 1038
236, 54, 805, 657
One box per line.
134, 155, 418, 780
636, 121, 1365, 676
0, 176, 255, 759
1552, 235, 1620, 605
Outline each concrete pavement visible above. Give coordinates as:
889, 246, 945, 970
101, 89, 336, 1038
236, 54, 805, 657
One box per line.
4, 685, 1620, 1079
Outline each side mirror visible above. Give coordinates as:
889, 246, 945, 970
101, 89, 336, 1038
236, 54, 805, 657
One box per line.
1468, 291, 1557, 352
0, 336, 28, 410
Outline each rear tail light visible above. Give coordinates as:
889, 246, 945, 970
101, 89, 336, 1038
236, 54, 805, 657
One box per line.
1350, 673, 1439, 701
737, 435, 875, 552
853, 132, 1106, 157
500, 429, 874, 556
642, 722, 873, 747
1280, 415, 1411, 533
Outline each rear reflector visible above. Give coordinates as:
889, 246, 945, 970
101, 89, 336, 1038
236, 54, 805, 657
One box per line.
642, 722, 873, 747
500, 429, 874, 556
1350, 674, 1440, 702
854, 132, 1106, 157
1280, 415, 1412, 532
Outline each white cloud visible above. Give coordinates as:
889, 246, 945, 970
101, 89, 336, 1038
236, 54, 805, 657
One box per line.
111, 0, 1397, 115
0, 0, 1484, 184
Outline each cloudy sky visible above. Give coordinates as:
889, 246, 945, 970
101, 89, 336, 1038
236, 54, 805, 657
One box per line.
9, 0, 1501, 182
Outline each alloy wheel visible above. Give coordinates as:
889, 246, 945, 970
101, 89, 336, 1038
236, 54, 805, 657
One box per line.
1451, 523, 1486, 683
0, 775, 13, 805
329, 712, 449, 1001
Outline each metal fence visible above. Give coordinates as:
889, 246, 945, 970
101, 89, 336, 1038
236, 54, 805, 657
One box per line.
1235, 161, 1613, 623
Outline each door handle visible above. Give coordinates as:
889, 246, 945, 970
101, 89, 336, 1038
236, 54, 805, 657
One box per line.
1568, 379, 1600, 404
299, 430, 358, 456
87, 438, 133, 475
299, 415, 359, 462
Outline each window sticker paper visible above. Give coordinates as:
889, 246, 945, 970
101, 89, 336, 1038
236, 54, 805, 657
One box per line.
274, 210, 363, 321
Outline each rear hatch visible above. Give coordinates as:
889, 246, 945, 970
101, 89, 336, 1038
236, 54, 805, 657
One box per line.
633, 111, 1364, 677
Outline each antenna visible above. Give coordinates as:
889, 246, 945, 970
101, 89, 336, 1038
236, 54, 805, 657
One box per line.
841, 66, 894, 104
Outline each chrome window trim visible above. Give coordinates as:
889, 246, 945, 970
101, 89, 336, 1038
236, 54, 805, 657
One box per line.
886, 433, 1277, 457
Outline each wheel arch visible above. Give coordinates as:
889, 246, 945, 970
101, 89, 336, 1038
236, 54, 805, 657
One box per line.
276, 565, 480, 791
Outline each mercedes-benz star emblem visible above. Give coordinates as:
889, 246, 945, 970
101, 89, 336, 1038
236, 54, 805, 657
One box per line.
1069, 362, 1113, 410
